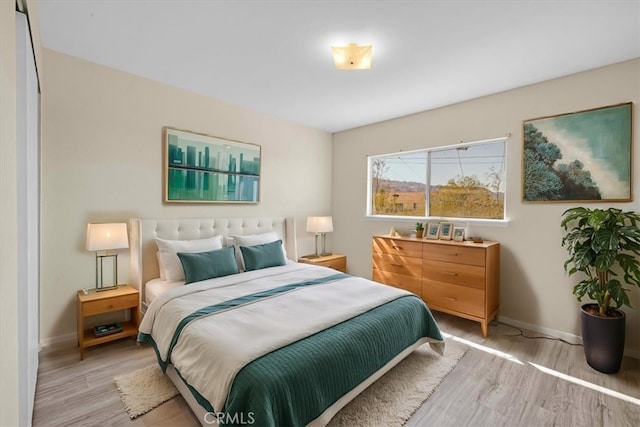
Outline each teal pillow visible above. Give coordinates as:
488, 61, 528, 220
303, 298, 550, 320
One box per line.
240, 240, 286, 271
177, 246, 239, 284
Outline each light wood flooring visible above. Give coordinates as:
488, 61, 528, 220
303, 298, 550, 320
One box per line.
33, 312, 639, 426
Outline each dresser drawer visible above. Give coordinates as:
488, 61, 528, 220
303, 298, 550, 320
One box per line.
372, 270, 423, 297
422, 244, 485, 266
373, 237, 423, 258
83, 293, 139, 317
373, 253, 422, 277
372, 235, 499, 337
422, 279, 485, 318
423, 259, 486, 289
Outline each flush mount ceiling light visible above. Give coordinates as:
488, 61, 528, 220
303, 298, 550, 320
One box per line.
331, 43, 372, 70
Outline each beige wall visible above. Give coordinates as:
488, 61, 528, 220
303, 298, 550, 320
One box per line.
332, 59, 640, 355
0, 1, 20, 425
41, 49, 333, 344
2, 1, 44, 424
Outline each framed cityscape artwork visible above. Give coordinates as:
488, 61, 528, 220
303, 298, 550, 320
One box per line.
164, 127, 261, 203
522, 102, 632, 202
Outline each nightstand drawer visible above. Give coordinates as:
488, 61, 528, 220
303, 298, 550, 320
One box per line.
83, 293, 138, 316
299, 254, 347, 273
318, 257, 347, 272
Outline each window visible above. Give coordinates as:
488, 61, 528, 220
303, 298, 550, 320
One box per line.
367, 138, 506, 220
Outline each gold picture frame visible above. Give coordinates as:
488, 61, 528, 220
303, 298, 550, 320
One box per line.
522, 102, 632, 202
164, 127, 261, 203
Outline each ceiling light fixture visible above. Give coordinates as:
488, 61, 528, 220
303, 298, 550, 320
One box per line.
331, 43, 372, 70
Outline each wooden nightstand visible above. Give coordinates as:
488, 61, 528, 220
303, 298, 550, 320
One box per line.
76, 284, 140, 360
299, 253, 347, 273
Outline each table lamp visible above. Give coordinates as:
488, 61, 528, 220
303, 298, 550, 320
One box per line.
306, 216, 333, 257
86, 222, 129, 291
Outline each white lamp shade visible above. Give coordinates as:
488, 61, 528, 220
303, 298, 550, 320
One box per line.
306, 216, 333, 233
86, 223, 129, 251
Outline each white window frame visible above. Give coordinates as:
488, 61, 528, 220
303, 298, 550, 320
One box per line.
366, 137, 509, 226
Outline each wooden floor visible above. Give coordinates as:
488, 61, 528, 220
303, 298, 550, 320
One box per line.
33, 312, 639, 426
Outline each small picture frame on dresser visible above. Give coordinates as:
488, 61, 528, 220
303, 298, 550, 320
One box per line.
426, 223, 440, 239
453, 227, 465, 242
439, 222, 454, 240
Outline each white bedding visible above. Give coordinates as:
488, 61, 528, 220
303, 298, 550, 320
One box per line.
144, 278, 184, 305
138, 262, 436, 415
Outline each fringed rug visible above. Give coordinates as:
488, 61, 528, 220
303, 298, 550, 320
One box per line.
114, 339, 467, 424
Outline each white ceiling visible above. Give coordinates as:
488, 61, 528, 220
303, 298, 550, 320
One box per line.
38, 0, 640, 133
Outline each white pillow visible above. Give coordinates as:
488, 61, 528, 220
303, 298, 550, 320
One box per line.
231, 231, 287, 271
155, 235, 223, 281
156, 252, 166, 280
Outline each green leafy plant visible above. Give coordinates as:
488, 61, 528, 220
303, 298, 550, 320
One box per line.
561, 207, 640, 316
415, 222, 424, 231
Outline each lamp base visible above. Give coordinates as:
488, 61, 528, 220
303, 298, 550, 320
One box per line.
96, 284, 119, 292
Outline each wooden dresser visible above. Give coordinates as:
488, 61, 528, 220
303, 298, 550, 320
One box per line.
372, 235, 500, 337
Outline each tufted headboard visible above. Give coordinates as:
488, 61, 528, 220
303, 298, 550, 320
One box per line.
129, 217, 297, 309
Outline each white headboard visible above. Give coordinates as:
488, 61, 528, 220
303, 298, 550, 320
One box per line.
129, 217, 297, 309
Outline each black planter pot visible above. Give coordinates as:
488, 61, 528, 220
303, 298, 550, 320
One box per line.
581, 303, 626, 374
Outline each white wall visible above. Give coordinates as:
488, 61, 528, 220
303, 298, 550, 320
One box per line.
332, 59, 640, 355
41, 49, 333, 344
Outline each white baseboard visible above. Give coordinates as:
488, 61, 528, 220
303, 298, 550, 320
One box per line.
498, 316, 639, 360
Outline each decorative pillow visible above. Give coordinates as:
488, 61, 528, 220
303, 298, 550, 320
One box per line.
177, 247, 239, 284
155, 235, 223, 281
231, 231, 287, 271
240, 240, 287, 271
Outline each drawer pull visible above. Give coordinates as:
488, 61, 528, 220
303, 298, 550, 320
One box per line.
390, 263, 403, 267
108, 304, 114, 309
445, 272, 458, 276
445, 296, 458, 301
392, 245, 403, 250
446, 252, 459, 256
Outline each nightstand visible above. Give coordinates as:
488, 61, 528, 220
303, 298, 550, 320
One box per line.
299, 253, 347, 273
76, 284, 140, 360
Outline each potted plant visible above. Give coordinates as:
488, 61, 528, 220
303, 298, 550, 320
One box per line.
415, 222, 424, 239
561, 207, 640, 373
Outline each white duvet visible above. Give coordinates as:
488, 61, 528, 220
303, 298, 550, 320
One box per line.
139, 262, 420, 413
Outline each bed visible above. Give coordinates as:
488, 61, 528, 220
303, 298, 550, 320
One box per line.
130, 217, 444, 426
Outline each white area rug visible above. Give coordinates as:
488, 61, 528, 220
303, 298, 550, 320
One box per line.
114, 364, 179, 419
114, 339, 467, 424
329, 339, 467, 426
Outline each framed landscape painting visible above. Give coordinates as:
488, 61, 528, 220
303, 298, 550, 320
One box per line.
522, 102, 632, 202
164, 127, 261, 203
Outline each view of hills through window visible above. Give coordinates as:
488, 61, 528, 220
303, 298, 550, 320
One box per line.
370, 139, 506, 219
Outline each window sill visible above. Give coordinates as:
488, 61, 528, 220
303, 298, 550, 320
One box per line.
364, 215, 510, 228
